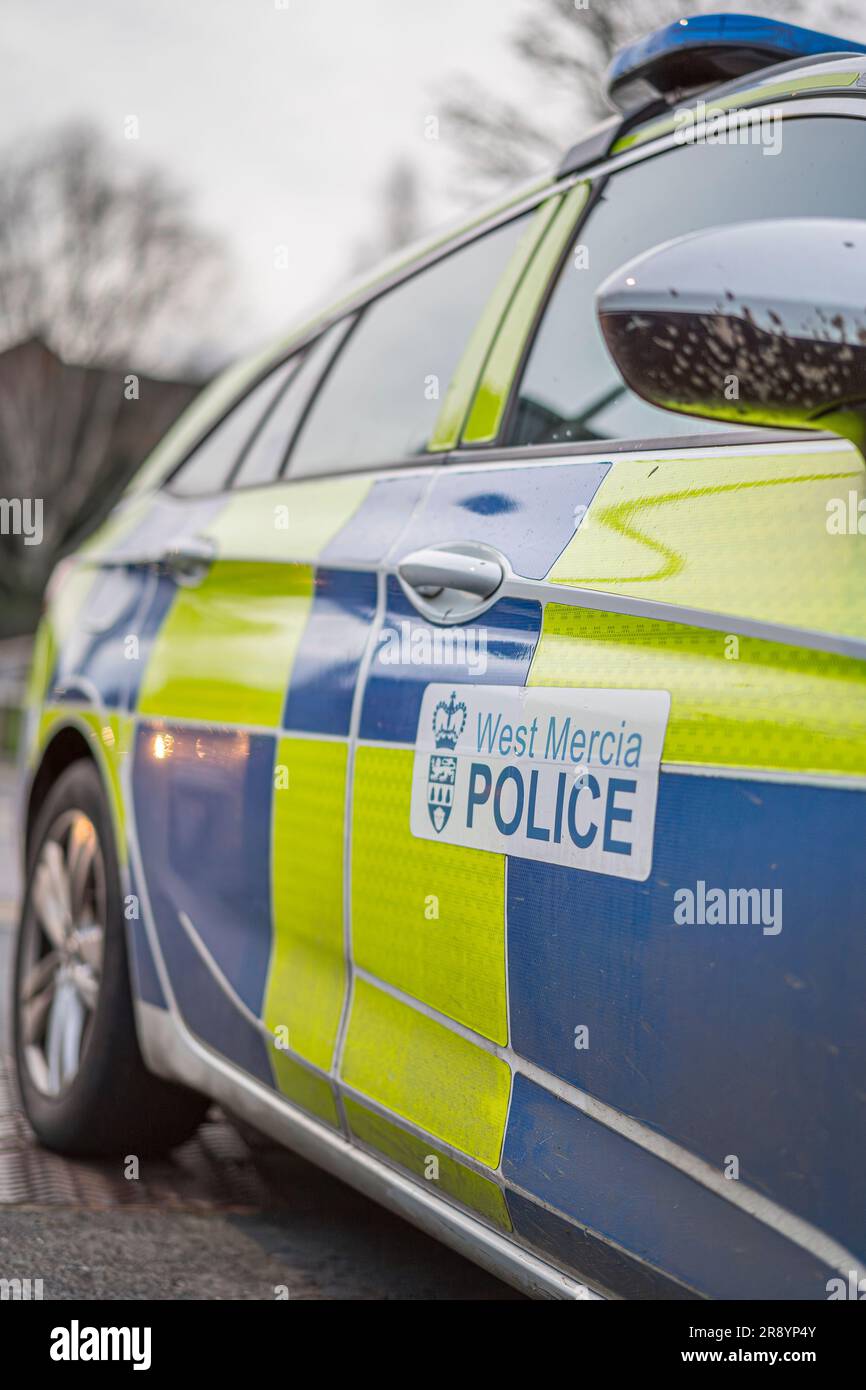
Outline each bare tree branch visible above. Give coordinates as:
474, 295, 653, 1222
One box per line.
352, 157, 425, 273
438, 0, 856, 198
0, 123, 231, 628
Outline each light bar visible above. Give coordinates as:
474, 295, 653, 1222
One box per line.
606, 12, 866, 113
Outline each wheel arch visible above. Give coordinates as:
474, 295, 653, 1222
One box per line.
25, 716, 125, 871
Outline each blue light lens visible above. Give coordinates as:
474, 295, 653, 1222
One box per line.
607, 13, 866, 112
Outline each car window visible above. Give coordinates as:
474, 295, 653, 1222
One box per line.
507, 116, 866, 447
230, 320, 353, 488
288, 214, 532, 478
169, 358, 296, 496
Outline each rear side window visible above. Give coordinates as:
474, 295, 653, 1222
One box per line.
507, 116, 866, 446
169, 321, 350, 496
288, 214, 531, 478
170, 359, 295, 497
231, 320, 353, 488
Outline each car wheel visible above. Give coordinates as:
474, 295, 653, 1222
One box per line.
13, 758, 209, 1156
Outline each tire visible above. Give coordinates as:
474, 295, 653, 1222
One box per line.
13, 758, 209, 1157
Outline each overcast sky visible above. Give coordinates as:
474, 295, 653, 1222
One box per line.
1, 0, 567, 361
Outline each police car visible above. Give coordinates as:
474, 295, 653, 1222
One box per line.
15, 14, 866, 1299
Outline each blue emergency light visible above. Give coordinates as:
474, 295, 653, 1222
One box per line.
606, 13, 866, 113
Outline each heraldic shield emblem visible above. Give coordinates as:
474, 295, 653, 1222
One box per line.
427, 691, 467, 833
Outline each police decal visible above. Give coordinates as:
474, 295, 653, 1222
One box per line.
410, 684, 671, 881
426, 691, 466, 832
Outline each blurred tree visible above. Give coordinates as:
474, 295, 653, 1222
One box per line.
0, 123, 229, 373
0, 124, 230, 635
440, 0, 861, 196
351, 157, 424, 273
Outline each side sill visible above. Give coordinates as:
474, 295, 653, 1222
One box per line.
134, 1001, 601, 1302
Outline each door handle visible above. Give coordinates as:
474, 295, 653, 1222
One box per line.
158, 535, 216, 586
396, 543, 505, 622
398, 547, 503, 600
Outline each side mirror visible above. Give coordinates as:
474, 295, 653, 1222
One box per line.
596, 219, 866, 456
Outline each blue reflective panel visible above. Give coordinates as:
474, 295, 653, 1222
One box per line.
99, 495, 226, 563
133, 723, 275, 1019
505, 1190, 697, 1300
607, 14, 866, 110
320, 474, 428, 567
503, 1075, 837, 1300
359, 583, 541, 744
507, 772, 866, 1257
392, 462, 609, 582
283, 568, 377, 736
50, 568, 177, 710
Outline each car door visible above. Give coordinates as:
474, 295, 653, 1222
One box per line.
120, 203, 550, 1138
324, 183, 619, 1257
346, 112, 866, 1299
122, 321, 433, 1127
389, 108, 866, 1301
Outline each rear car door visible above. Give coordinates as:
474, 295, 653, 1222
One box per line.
346, 112, 866, 1298
128, 326, 385, 1125
120, 206, 549, 1136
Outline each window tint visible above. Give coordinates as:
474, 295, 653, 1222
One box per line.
508, 117, 866, 447
170, 359, 295, 496
231, 320, 353, 488
289, 215, 531, 477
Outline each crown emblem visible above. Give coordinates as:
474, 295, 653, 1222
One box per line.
432, 691, 467, 751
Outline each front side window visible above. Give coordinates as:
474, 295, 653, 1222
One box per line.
288, 214, 532, 477
507, 116, 866, 447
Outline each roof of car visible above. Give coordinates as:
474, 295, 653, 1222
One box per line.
612, 51, 866, 155
559, 51, 866, 178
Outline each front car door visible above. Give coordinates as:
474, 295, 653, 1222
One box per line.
344, 105, 866, 1298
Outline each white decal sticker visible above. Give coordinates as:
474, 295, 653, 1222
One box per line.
410, 685, 671, 882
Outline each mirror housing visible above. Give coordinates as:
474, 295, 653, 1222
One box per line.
596, 219, 866, 455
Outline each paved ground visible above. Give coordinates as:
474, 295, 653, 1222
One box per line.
0, 761, 521, 1300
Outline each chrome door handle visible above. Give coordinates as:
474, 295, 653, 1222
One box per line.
158, 535, 216, 585
396, 542, 506, 623
398, 547, 503, 600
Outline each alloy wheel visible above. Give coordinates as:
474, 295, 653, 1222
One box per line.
18, 809, 106, 1097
